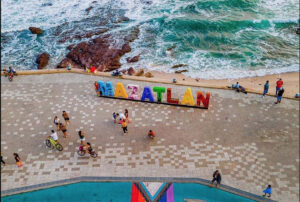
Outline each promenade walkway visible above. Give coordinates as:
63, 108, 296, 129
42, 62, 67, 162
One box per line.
1, 73, 299, 201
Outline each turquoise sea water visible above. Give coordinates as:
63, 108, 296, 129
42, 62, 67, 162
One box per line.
2, 182, 255, 202
1, 0, 299, 79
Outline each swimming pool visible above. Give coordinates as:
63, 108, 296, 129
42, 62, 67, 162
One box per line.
2, 182, 255, 202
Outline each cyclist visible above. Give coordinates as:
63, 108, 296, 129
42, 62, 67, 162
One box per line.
8, 66, 17, 75
49, 130, 59, 143
85, 142, 93, 154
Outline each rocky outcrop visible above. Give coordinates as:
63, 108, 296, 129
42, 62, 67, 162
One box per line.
134, 69, 144, 76
145, 72, 153, 78
36, 52, 50, 69
172, 64, 187, 68
126, 55, 139, 63
58, 28, 109, 43
57, 27, 140, 71
67, 44, 75, 50
175, 69, 188, 73
29, 27, 43, 35
127, 67, 136, 75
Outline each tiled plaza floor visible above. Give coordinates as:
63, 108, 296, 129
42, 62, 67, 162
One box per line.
1, 73, 299, 201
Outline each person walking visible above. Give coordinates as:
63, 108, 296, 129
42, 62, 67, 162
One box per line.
53, 116, 60, 131
62, 111, 70, 126
78, 130, 86, 146
121, 119, 128, 135
276, 78, 283, 95
275, 87, 284, 104
59, 123, 68, 138
13, 153, 23, 168
1, 155, 6, 166
263, 185, 272, 198
210, 170, 222, 187
124, 109, 131, 123
262, 80, 269, 98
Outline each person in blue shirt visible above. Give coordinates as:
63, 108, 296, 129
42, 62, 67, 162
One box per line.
262, 80, 269, 98
263, 185, 272, 198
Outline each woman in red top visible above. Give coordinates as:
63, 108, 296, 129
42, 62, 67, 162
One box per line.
276, 78, 283, 95
94, 81, 100, 96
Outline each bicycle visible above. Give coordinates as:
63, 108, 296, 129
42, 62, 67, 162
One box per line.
45, 137, 63, 151
77, 146, 97, 158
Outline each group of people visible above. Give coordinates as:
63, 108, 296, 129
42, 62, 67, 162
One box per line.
210, 170, 272, 198
233, 78, 285, 104
112, 109, 156, 139
53, 111, 70, 139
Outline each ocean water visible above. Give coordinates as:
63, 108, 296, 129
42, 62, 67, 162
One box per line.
1, 0, 299, 79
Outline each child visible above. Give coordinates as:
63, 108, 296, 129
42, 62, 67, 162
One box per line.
13, 153, 23, 168
113, 112, 119, 123
263, 185, 272, 198
53, 116, 60, 131
121, 119, 128, 135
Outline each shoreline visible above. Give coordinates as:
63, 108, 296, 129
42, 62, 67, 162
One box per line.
2, 69, 299, 99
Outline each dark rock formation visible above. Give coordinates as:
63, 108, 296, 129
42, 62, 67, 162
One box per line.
127, 67, 136, 75
57, 27, 140, 71
67, 44, 75, 50
134, 69, 144, 76
172, 64, 187, 69
145, 72, 153, 78
85, 6, 93, 14
126, 55, 139, 63
296, 28, 300, 35
175, 69, 188, 73
29, 27, 43, 35
36, 52, 50, 69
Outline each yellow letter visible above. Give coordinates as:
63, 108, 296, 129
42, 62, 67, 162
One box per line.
181, 87, 195, 106
114, 82, 128, 98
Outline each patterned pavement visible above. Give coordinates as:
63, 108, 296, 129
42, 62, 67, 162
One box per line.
1, 73, 299, 201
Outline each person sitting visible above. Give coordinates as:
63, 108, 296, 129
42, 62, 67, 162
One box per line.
86, 142, 93, 154
49, 130, 59, 143
8, 66, 17, 75
148, 130, 156, 139
237, 85, 247, 94
112, 69, 122, 76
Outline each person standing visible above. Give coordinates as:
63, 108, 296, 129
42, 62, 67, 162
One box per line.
62, 111, 70, 126
262, 80, 269, 98
148, 130, 156, 139
1, 155, 6, 166
59, 123, 68, 138
78, 130, 86, 146
53, 116, 60, 131
263, 185, 272, 198
121, 119, 128, 135
275, 87, 284, 104
210, 170, 222, 187
276, 78, 283, 95
13, 153, 23, 168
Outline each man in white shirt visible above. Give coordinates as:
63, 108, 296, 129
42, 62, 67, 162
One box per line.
50, 130, 58, 141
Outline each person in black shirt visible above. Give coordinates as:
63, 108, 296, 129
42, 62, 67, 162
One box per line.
275, 87, 284, 104
210, 170, 222, 187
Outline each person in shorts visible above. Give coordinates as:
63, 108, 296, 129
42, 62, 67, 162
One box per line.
78, 130, 86, 146
276, 78, 283, 95
210, 170, 222, 187
62, 111, 70, 126
59, 123, 68, 138
263, 185, 272, 198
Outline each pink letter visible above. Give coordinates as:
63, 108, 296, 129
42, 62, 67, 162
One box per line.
127, 84, 139, 100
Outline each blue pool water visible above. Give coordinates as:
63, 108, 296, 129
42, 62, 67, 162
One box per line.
2, 182, 255, 202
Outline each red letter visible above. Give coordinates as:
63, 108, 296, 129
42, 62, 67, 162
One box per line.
167, 88, 179, 104
197, 91, 210, 108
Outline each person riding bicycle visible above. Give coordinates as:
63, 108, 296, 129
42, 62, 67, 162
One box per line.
8, 66, 17, 75
49, 130, 59, 143
85, 142, 93, 154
